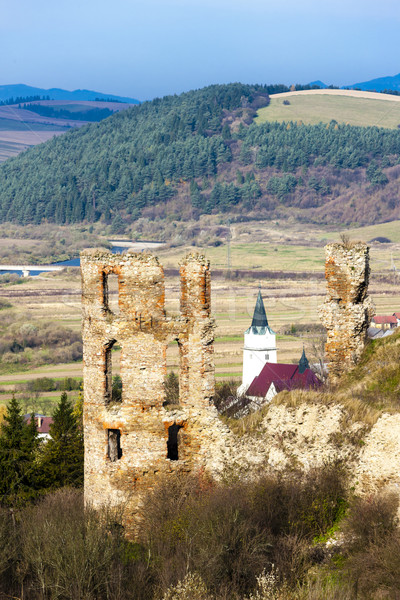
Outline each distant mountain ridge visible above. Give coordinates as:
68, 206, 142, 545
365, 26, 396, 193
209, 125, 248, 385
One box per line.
308, 80, 327, 89
0, 84, 140, 104
346, 73, 400, 92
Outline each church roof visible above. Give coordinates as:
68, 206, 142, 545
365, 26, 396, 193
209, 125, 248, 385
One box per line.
245, 290, 275, 335
298, 347, 310, 374
246, 362, 321, 398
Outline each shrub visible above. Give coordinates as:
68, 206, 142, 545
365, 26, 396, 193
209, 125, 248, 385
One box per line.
162, 573, 211, 600
18, 489, 150, 600
343, 492, 399, 552
337, 493, 400, 598
140, 464, 348, 597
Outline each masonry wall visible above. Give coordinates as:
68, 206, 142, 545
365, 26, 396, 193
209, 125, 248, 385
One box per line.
81, 249, 221, 536
319, 242, 375, 379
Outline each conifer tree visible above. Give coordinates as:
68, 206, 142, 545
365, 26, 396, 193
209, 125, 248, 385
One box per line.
0, 396, 38, 506
41, 392, 84, 489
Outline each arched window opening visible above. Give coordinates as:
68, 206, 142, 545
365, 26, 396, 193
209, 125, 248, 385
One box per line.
108, 429, 122, 461
102, 271, 120, 316
167, 423, 183, 461
105, 341, 122, 405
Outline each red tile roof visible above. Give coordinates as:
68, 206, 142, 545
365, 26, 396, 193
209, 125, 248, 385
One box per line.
247, 362, 321, 398
372, 315, 397, 324
393, 313, 400, 319
25, 415, 53, 434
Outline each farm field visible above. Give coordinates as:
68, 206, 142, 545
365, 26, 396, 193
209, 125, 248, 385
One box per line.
0, 100, 136, 162
256, 89, 400, 129
0, 218, 399, 415
0, 130, 65, 161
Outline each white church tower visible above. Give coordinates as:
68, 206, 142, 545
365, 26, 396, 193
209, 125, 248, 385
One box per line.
240, 289, 277, 391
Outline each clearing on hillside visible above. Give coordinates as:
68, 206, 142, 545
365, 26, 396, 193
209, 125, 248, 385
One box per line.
256, 89, 400, 129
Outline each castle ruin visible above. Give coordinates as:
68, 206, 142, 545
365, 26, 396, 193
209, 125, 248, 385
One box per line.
81, 249, 223, 536
319, 241, 375, 379
81, 242, 376, 533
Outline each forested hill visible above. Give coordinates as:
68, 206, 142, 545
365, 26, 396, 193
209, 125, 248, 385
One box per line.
0, 82, 400, 227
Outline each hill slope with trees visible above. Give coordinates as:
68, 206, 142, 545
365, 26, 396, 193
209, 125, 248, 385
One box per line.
0, 83, 399, 228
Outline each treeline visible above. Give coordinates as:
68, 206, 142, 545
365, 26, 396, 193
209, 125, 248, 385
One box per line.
0, 95, 50, 106
0, 317, 82, 369
23, 103, 115, 122
0, 82, 399, 225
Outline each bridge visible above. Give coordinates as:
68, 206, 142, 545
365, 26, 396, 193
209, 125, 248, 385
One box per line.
0, 265, 64, 277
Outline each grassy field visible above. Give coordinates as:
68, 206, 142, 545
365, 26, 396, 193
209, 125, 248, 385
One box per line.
256, 92, 400, 129
324, 220, 400, 244
161, 242, 326, 272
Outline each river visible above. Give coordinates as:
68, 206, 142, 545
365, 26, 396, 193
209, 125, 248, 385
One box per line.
1, 241, 164, 277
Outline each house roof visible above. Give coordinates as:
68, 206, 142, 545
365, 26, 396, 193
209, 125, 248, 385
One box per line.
24, 414, 53, 434
245, 290, 275, 335
246, 362, 321, 398
372, 315, 397, 324
393, 313, 400, 319
368, 327, 384, 339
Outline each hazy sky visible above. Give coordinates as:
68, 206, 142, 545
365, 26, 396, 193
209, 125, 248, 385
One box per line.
1, 0, 399, 100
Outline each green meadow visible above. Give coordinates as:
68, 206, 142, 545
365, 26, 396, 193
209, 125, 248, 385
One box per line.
256, 93, 400, 129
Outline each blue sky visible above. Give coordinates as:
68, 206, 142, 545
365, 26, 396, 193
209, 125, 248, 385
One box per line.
1, 0, 399, 100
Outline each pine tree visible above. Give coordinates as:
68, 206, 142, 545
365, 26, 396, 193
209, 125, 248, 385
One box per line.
41, 392, 84, 489
0, 396, 38, 506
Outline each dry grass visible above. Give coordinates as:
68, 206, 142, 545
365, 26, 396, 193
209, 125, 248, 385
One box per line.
256, 90, 400, 129
222, 403, 272, 436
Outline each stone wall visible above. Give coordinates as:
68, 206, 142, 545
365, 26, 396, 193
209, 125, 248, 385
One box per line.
81, 249, 227, 537
319, 242, 375, 379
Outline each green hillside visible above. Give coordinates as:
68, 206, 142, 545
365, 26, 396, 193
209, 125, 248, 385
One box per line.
0, 83, 400, 228
256, 93, 400, 129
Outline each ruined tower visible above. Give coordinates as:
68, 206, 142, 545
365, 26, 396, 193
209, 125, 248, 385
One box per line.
319, 241, 375, 379
81, 249, 219, 535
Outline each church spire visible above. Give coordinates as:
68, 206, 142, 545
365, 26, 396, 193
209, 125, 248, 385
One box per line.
251, 289, 269, 329
245, 289, 275, 335
298, 346, 310, 374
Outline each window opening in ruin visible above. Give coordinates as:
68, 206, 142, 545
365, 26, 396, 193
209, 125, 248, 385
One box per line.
108, 429, 122, 461
103, 272, 120, 316
167, 423, 182, 461
163, 341, 180, 407
105, 341, 122, 405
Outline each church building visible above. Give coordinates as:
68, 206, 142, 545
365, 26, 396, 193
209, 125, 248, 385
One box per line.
239, 290, 320, 401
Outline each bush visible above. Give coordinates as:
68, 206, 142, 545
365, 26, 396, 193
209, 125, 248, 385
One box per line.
343, 492, 398, 551
0, 318, 83, 368
0, 465, 353, 599
140, 463, 348, 597
334, 493, 400, 598
4, 489, 150, 600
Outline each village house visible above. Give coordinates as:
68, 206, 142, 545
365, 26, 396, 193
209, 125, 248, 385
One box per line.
371, 315, 398, 331
24, 414, 53, 440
